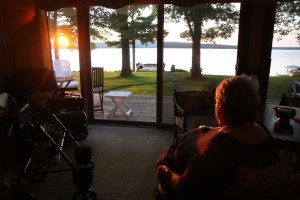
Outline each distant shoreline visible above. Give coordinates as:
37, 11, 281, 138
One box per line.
94, 41, 300, 50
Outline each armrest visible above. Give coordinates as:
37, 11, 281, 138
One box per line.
174, 97, 191, 133
174, 97, 184, 116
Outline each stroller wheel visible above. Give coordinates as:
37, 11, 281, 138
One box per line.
72, 189, 97, 200
25, 165, 47, 183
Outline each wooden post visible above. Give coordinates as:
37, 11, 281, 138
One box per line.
237, 2, 276, 104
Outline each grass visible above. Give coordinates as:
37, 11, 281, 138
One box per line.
172, 72, 295, 100
267, 76, 295, 99
78, 71, 295, 100
103, 71, 174, 95
171, 72, 230, 91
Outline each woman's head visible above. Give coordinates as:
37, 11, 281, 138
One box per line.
215, 74, 261, 126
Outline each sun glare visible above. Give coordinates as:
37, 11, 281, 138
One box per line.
58, 36, 69, 47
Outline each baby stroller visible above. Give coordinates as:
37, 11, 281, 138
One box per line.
5, 68, 97, 200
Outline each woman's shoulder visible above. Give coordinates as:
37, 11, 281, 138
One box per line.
219, 122, 272, 145
186, 126, 235, 140
178, 126, 237, 149
190, 126, 237, 147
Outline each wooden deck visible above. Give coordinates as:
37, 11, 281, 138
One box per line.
93, 93, 280, 124
93, 94, 174, 124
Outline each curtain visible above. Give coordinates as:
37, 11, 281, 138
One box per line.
0, 6, 52, 91
0, 7, 51, 69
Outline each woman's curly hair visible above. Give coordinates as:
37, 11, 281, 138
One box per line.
215, 74, 261, 126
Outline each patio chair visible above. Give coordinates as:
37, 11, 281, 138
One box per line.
173, 89, 216, 138
92, 67, 104, 111
280, 93, 300, 108
53, 59, 78, 97
292, 80, 300, 94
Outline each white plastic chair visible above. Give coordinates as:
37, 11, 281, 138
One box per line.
52, 59, 78, 88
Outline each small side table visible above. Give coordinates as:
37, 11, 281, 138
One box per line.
105, 91, 133, 118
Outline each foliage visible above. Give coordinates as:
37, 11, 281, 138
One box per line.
47, 8, 104, 59
174, 69, 189, 72
275, 1, 300, 44
164, 4, 239, 79
47, 8, 103, 50
48, 5, 158, 64
90, 6, 157, 46
165, 4, 239, 41
90, 5, 158, 77
48, 8, 77, 49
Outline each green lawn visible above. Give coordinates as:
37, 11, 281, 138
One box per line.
103, 71, 174, 95
267, 76, 295, 99
100, 71, 295, 100
171, 72, 230, 91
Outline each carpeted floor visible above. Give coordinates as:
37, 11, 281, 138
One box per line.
3, 124, 174, 200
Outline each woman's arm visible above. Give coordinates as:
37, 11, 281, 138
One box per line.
156, 164, 180, 191
156, 149, 169, 167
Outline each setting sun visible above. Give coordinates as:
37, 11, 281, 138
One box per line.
58, 36, 69, 47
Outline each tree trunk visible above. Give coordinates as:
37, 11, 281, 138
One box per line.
132, 40, 136, 72
53, 11, 59, 60
191, 22, 202, 79
120, 13, 132, 77
120, 38, 131, 77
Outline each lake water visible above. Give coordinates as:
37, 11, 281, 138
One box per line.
55, 48, 300, 76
